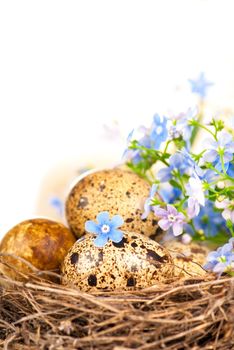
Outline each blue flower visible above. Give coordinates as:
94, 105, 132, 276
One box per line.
123, 115, 168, 164
159, 183, 181, 204
157, 153, 190, 182
49, 197, 64, 217
141, 184, 158, 219
150, 114, 168, 149
85, 212, 124, 247
186, 176, 205, 218
204, 237, 234, 274
201, 169, 218, 183
154, 205, 185, 236
203, 131, 234, 172
168, 108, 198, 148
179, 148, 204, 178
188, 72, 214, 98
187, 201, 227, 237
227, 163, 234, 177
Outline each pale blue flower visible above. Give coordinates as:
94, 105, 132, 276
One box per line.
204, 237, 234, 274
186, 177, 205, 218
215, 197, 234, 223
188, 72, 214, 98
158, 153, 190, 182
85, 211, 124, 247
150, 114, 168, 149
159, 184, 181, 204
179, 148, 204, 178
186, 201, 227, 237
154, 205, 185, 236
168, 107, 198, 147
123, 115, 168, 164
203, 131, 234, 172
141, 184, 158, 219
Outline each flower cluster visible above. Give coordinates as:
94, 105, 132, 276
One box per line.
123, 73, 234, 275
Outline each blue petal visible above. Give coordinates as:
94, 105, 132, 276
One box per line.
141, 198, 151, 219
85, 220, 99, 234
111, 215, 124, 228
127, 129, 134, 143
158, 167, 172, 182
97, 211, 110, 225
150, 184, 157, 197
94, 234, 109, 247
109, 229, 124, 243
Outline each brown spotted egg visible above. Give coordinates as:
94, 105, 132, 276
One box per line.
61, 231, 174, 291
65, 168, 162, 240
163, 241, 209, 278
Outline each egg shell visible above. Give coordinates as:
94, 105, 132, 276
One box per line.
65, 168, 162, 240
163, 241, 209, 278
61, 231, 174, 291
0, 218, 76, 280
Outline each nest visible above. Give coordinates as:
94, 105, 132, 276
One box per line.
0, 260, 234, 350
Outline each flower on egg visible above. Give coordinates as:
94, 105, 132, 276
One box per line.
85, 211, 124, 247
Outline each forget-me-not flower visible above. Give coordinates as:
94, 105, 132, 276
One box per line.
204, 237, 234, 274
188, 72, 214, 98
154, 205, 185, 236
157, 153, 190, 182
85, 211, 124, 247
203, 131, 234, 172
159, 183, 182, 204
168, 107, 198, 147
150, 114, 168, 149
185, 201, 227, 237
215, 197, 234, 223
186, 177, 205, 218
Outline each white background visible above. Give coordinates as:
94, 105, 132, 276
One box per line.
0, 0, 234, 236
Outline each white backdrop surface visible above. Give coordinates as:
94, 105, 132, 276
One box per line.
0, 0, 234, 236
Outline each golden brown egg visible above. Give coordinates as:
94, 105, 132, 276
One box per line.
163, 241, 209, 278
65, 168, 162, 240
61, 231, 174, 291
0, 218, 76, 280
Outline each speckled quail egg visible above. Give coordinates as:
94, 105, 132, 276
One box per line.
0, 218, 76, 280
65, 168, 162, 240
163, 241, 209, 278
61, 231, 174, 291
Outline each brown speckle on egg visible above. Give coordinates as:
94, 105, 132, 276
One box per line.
65, 168, 162, 240
61, 231, 174, 292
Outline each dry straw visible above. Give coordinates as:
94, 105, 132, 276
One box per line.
0, 256, 234, 350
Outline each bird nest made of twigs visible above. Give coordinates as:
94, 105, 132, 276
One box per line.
0, 258, 234, 350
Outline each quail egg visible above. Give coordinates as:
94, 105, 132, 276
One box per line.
164, 241, 209, 278
65, 168, 162, 240
61, 231, 174, 291
0, 218, 76, 280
